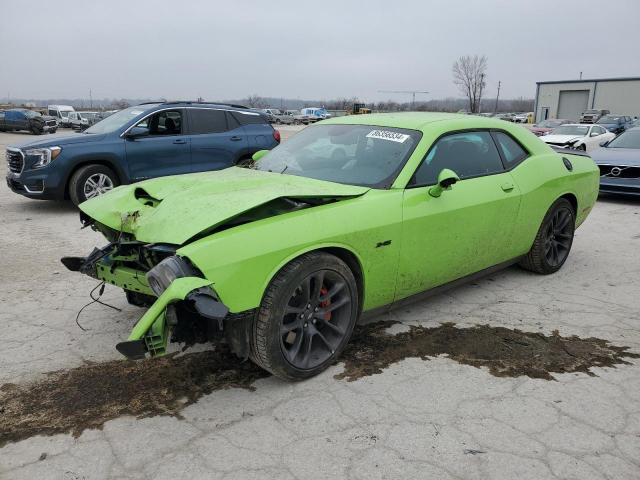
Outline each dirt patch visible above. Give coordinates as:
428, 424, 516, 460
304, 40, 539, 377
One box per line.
0, 347, 267, 447
1, 322, 638, 447
337, 322, 640, 381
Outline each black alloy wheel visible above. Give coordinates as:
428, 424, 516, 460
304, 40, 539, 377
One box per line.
280, 269, 352, 370
250, 252, 359, 381
544, 207, 573, 267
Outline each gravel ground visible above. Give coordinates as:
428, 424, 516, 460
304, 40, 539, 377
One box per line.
1, 126, 639, 479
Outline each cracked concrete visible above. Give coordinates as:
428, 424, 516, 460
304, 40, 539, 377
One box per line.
1, 128, 639, 479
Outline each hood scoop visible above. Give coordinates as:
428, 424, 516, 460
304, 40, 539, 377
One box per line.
134, 187, 162, 208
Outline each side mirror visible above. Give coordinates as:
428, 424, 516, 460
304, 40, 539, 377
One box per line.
429, 169, 460, 198
599, 140, 610, 147
125, 126, 149, 139
252, 149, 269, 162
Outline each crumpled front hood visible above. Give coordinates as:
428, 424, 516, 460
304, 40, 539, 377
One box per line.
79, 167, 370, 244
542, 134, 582, 144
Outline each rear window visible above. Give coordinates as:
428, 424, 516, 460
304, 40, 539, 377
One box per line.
189, 109, 228, 134
231, 111, 267, 126
493, 132, 528, 167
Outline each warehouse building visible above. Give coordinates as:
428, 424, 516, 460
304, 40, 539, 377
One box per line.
534, 76, 640, 123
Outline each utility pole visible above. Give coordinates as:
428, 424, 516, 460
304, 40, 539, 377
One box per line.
89, 89, 92, 109
477, 73, 485, 113
494, 81, 501, 113
378, 90, 429, 110
579, 71, 583, 80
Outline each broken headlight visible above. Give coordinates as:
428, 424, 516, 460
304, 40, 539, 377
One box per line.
146, 256, 198, 296
26, 146, 62, 168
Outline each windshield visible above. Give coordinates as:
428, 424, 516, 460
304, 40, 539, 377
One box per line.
597, 115, 621, 123
84, 104, 159, 134
537, 119, 563, 128
551, 125, 588, 136
254, 124, 421, 188
24, 110, 41, 118
607, 130, 640, 149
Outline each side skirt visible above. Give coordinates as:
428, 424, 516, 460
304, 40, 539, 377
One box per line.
360, 257, 522, 322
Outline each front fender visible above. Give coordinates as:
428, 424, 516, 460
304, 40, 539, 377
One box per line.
177, 189, 403, 313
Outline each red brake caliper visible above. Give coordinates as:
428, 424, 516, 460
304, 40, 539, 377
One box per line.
319, 287, 332, 321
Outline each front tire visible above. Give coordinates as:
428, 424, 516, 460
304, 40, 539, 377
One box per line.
68, 164, 118, 205
250, 252, 359, 381
519, 198, 575, 274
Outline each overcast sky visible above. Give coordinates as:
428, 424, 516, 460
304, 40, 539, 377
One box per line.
2, 0, 640, 103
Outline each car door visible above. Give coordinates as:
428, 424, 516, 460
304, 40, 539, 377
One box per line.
124, 108, 191, 181
585, 125, 606, 150
186, 108, 248, 172
396, 130, 522, 300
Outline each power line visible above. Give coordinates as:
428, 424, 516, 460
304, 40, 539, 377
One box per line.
378, 90, 429, 109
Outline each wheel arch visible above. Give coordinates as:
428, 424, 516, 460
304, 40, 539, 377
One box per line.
558, 192, 578, 215
261, 243, 366, 314
64, 159, 125, 199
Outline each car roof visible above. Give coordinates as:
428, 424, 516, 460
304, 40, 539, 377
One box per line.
139, 101, 249, 110
322, 112, 519, 131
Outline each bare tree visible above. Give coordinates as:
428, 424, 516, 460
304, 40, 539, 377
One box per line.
452, 55, 487, 113
244, 94, 267, 108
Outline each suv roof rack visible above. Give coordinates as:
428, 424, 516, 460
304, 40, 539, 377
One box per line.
137, 101, 248, 109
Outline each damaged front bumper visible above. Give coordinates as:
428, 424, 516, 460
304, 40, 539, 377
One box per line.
116, 277, 228, 360
62, 245, 230, 360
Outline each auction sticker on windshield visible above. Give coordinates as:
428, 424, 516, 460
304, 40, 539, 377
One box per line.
366, 130, 410, 143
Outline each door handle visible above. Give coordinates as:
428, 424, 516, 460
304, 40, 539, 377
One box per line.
501, 182, 514, 192
230, 136, 242, 141
173, 139, 187, 144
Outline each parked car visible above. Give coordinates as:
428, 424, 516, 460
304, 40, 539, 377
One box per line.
541, 123, 616, 152
5, 102, 279, 204
68, 111, 100, 131
300, 107, 331, 122
495, 113, 515, 122
579, 109, 609, 123
284, 110, 310, 125
595, 114, 634, 134
526, 119, 571, 136
47, 105, 76, 127
513, 112, 533, 123
61, 113, 598, 380
0, 109, 58, 134
591, 126, 640, 196
261, 109, 294, 125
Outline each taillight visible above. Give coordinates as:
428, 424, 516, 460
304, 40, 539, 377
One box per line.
273, 129, 281, 143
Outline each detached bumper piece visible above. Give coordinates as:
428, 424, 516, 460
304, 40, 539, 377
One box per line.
116, 277, 229, 360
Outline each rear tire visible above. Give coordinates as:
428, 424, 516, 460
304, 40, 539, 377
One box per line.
69, 164, 119, 205
519, 198, 575, 274
250, 252, 359, 381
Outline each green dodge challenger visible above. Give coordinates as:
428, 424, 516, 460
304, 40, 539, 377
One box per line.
63, 113, 599, 380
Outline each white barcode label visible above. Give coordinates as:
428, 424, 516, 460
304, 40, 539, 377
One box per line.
366, 130, 410, 143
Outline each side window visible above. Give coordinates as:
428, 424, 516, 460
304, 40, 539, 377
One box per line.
140, 110, 183, 136
226, 111, 241, 130
231, 111, 267, 126
412, 131, 504, 186
493, 131, 528, 168
189, 109, 228, 134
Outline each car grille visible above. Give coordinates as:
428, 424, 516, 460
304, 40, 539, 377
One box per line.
6, 149, 24, 174
599, 164, 640, 179
46, 120, 56, 127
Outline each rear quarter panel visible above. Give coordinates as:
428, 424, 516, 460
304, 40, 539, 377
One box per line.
508, 148, 599, 255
